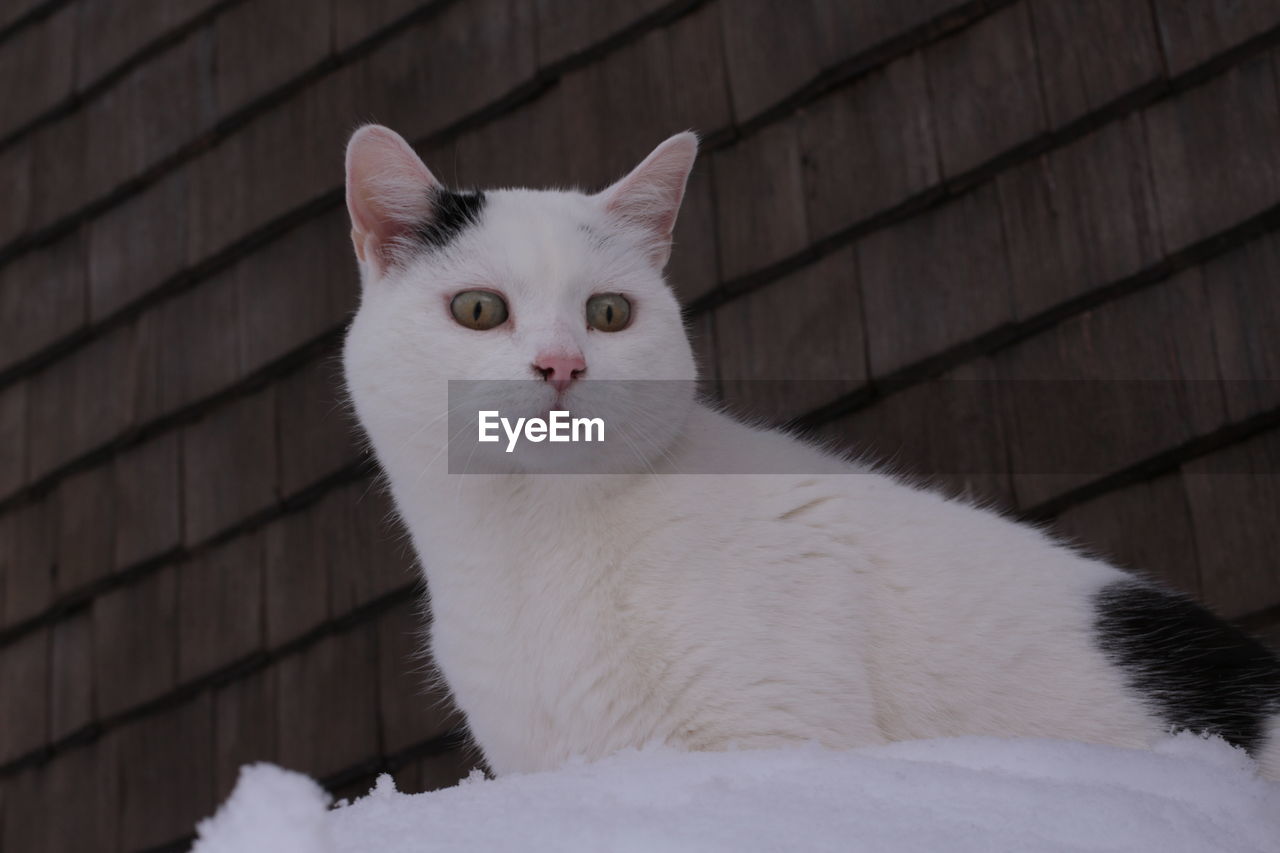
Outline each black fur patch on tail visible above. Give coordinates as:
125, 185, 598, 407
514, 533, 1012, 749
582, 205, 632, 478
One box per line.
1094, 580, 1280, 754
414, 189, 486, 251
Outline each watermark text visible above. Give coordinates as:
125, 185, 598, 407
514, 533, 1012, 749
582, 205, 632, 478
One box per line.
478, 410, 605, 452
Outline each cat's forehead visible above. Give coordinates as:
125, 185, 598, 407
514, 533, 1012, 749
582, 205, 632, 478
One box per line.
462, 188, 637, 288
480, 188, 597, 241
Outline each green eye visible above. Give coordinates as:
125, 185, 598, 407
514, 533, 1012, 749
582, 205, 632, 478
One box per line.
586, 293, 632, 332
450, 290, 509, 331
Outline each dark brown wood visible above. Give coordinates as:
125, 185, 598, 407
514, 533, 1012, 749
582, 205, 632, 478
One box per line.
357, 0, 539, 145
0, 229, 86, 373
43, 740, 120, 853
856, 182, 1013, 376
450, 86, 569, 188
325, 483, 417, 615
668, 161, 720, 305
1052, 471, 1202, 596
0, 0, 47, 32
0, 140, 32, 247
558, 4, 732, 187
88, 170, 191, 323
664, 3, 734, 135
712, 121, 809, 280
263, 499, 333, 648
50, 609, 94, 742
26, 324, 137, 479
995, 268, 1226, 509
715, 248, 866, 422
406, 748, 484, 793
0, 381, 25, 498
214, 0, 332, 116
112, 694, 213, 852
0, 627, 47, 764
213, 668, 278, 802
818, 357, 1017, 508
1202, 230, 1280, 421
82, 28, 216, 203
799, 52, 940, 240
719, 0, 824, 124
186, 138, 250, 265
134, 267, 241, 423
187, 68, 352, 260
113, 433, 182, 568
181, 388, 278, 544
1182, 429, 1280, 620
334, 0, 424, 51
93, 568, 177, 717
997, 115, 1164, 320
1145, 53, 1280, 252
377, 600, 465, 754
0, 496, 54, 628
55, 461, 116, 593
0, 5, 76, 139
276, 355, 360, 498
75, 0, 221, 88
925, 3, 1046, 177
717, 0, 939, 125
237, 210, 355, 374
178, 532, 264, 681
1152, 0, 1280, 75
28, 111, 90, 240
828, 0, 971, 65
2, 764, 48, 853
275, 626, 379, 779
1029, 0, 1162, 126
534, 0, 671, 66
113, 435, 183, 568
234, 71, 356, 240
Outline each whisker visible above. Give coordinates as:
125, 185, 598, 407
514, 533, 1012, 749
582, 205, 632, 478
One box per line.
617, 402, 684, 476
418, 409, 483, 488
453, 422, 485, 504
360, 397, 475, 504
614, 422, 664, 489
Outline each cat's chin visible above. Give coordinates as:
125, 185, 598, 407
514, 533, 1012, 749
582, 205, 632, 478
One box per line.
449, 408, 692, 476
443, 379, 697, 476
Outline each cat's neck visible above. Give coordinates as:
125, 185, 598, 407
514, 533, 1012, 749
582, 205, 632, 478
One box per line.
383, 403, 845, 553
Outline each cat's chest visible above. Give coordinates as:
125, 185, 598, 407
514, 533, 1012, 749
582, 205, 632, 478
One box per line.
424, 535, 662, 773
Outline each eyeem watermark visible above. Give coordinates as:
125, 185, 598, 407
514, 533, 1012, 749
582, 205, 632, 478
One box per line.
478, 410, 605, 453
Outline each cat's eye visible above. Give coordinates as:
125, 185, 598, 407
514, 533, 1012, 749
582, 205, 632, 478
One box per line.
586, 293, 632, 332
450, 290, 509, 331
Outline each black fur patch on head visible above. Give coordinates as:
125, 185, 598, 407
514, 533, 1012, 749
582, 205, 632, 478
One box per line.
414, 189, 486, 251
1093, 580, 1280, 754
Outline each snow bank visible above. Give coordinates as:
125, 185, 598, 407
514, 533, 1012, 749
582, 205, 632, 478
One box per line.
192, 735, 1280, 853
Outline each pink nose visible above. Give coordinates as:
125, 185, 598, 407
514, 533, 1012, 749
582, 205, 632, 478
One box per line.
532, 352, 586, 392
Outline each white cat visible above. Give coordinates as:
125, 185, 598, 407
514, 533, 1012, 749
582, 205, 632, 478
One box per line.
341, 125, 1280, 779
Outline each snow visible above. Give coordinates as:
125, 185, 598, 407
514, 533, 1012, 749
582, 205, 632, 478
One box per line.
192, 734, 1280, 853
190, 763, 335, 853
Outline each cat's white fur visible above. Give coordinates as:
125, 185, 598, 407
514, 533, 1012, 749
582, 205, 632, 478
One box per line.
342, 126, 1280, 779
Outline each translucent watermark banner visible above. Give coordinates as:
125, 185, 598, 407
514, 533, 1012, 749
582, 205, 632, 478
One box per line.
444, 379, 1279, 476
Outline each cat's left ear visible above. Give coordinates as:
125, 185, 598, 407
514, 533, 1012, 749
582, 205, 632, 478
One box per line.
345, 124, 441, 275
598, 132, 699, 270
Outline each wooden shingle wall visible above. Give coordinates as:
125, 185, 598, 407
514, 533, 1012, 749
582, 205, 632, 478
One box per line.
1, 1, 1279, 849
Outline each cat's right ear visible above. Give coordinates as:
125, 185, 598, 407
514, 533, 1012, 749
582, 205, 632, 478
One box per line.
345, 124, 440, 276
598, 132, 699, 270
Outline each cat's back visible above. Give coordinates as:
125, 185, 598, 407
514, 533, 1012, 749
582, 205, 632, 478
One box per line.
639, 411, 1163, 746
658, 417, 1280, 768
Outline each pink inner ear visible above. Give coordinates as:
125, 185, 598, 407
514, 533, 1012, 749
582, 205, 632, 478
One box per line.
345, 125, 440, 269
603, 133, 699, 266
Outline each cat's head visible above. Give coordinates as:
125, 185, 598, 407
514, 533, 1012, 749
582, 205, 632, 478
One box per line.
342, 125, 699, 476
